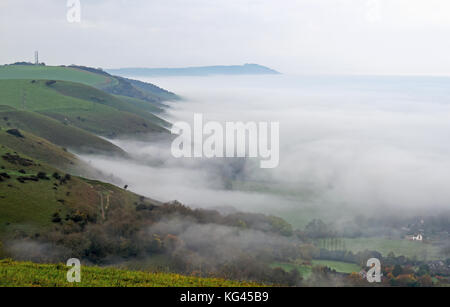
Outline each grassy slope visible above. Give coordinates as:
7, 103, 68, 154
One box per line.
0, 129, 88, 175
0, 260, 261, 287
114, 94, 165, 114
0, 143, 79, 235
0, 79, 166, 137
0, 108, 125, 156
0, 65, 176, 107
49, 81, 170, 129
121, 76, 179, 102
0, 141, 155, 237
114, 95, 171, 128
0, 65, 112, 87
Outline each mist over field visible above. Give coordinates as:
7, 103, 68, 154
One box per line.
3, 0, 450, 288
80, 74, 450, 223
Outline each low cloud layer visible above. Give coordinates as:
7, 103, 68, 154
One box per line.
81, 74, 450, 222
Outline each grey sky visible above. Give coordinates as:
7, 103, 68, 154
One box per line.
1, 0, 450, 75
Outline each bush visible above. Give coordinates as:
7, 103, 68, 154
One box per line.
37, 172, 49, 180
45, 80, 56, 86
51, 213, 62, 224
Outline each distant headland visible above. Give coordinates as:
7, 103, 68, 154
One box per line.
107, 64, 280, 77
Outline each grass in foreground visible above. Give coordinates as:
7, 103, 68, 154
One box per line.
0, 260, 262, 287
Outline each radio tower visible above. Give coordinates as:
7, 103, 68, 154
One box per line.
34, 51, 39, 65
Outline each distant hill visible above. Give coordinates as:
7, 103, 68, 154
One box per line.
0, 79, 169, 139
107, 64, 280, 77
0, 64, 180, 104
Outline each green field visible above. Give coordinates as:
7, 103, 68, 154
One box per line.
271, 262, 313, 279
0, 259, 262, 287
0, 128, 93, 175
311, 260, 361, 274
272, 259, 361, 279
0, 65, 176, 136
49, 80, 170, 128
0, 136, 158, 237
0, 64, 178, 104
0, 79, 166, 137
0, 65, 113, 87
114, 94, 165, 114
340, 238, 442, 260
0, 143, 73, 234
0, 108, 125, 156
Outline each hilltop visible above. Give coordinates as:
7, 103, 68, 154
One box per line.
107, 64, 281, 77
0, 64, 179, 103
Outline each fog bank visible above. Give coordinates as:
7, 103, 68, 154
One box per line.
81, 75, 450, 223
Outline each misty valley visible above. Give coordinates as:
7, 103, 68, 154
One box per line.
0, 64, 448, 288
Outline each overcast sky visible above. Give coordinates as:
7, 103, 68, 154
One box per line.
1, 0, 450, 75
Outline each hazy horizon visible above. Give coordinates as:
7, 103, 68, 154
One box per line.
2, 0, 450, 75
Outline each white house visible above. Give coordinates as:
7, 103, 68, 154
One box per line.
406, 234, 423, 241
413, 234, 423, 241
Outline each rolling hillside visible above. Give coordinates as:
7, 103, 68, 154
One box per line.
0, 65, 112, 87
49, 80, 171, 128
0, 107, 125, 156
0, 64, 179, 104
0, 79, 167, 138
0, 136, 160, 237
0, 129, 93, 176
0, 65, 174, 240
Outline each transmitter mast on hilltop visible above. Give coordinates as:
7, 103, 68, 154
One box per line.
34, 51, 39, 65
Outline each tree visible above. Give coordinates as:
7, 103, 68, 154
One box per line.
416, 264, 430, 277
392, 264, 403, 277
305, 219, 333, 239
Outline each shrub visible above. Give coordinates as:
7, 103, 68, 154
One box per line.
37, 172, 49, 180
